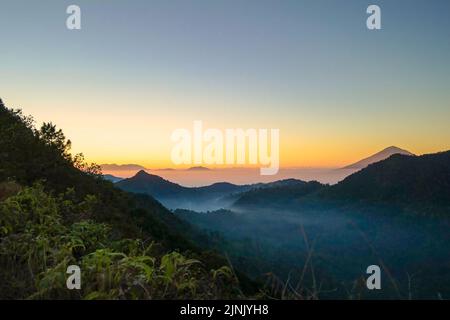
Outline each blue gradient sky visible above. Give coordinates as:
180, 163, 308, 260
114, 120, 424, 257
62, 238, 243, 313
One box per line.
1, 0, 449, 167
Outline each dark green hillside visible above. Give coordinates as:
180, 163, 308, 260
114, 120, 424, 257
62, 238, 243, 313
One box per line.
0, 99, 189, 247
227, 152, 450, 216
232, 180, 324, 209
117, 170, 186, 197
323, 152, 450, 215
0, 99, 244, 299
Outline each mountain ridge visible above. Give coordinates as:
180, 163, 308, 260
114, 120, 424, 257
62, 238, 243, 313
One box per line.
325, 150, 450, 213
228, 150, 450, 215
116, 170, 313, 211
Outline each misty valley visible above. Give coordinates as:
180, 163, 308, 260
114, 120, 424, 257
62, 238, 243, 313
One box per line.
115, 152, 450, 299
175, 206, 449, 299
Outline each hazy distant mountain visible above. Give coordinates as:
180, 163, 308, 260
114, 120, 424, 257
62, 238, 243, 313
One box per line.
343, 146, 414, 169
103, 174, 123, 183
101, 164, 147, 171
187, 166, 211, 171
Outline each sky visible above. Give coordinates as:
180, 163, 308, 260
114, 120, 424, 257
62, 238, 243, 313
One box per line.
1, 0, 450, 168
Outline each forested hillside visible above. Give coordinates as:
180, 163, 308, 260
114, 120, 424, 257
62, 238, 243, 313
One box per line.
0, 99, 245, 299
322, 151, 450, 216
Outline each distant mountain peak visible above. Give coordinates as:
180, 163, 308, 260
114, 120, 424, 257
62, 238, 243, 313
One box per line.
381, 146, 411, 153
343, 146, 414, 170
135, 169, 150, 176
133, 170, 165, 181
187, 166, 211, 171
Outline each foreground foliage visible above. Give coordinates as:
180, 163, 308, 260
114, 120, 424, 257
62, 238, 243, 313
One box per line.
0, 182, 238, 300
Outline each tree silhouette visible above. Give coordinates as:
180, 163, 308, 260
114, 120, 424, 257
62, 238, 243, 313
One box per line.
39, 122, 72, 159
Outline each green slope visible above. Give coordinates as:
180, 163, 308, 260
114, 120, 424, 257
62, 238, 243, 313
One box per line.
0, 99, 247, 299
